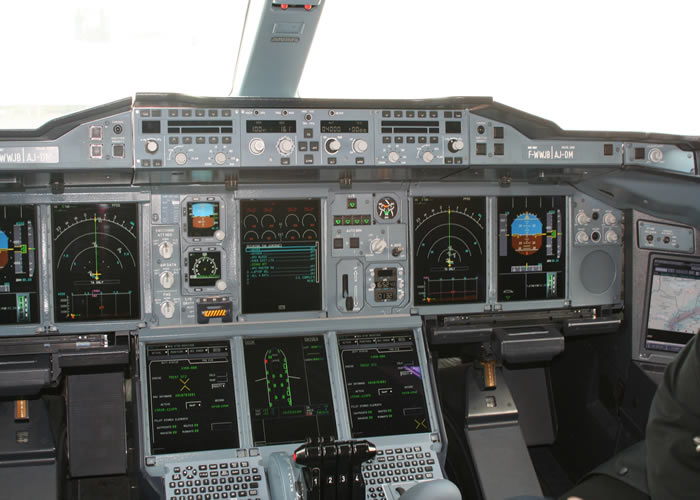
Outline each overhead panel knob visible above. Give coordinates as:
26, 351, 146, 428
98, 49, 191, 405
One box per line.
422, 151, 434, 163
145, 140, 159, 154
352, 139, 368, 154
448, 139, 464, 153
249, 138, 265, 155
277, 137, 295, 156
388, 151, 400, 163
215, 152, 227, 165
325, 138, 341, 154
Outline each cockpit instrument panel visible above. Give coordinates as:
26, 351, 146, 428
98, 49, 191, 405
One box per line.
338, 331, 431, 438
497, 196, 566, 302
243, 335, 336, 446
0, 205, 39, 324
52, 203, 140, 322
146, 342, 238, 455
240, 199, 322, 314
412, 197, 487, 305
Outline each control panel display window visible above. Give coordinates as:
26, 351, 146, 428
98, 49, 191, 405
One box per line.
186, 202, 220, 238
646, 259, 700, 353
243, 336, 336, 446
412, 197, 487, 305
497, 196, 566, 301
0, 205, 39, 324
52, 203, 140, 322
338, 331, 431, 438
240, 199, 322, 314
146, 342, 238, 455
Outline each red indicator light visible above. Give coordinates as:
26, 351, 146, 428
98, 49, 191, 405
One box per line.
293, 452, 297, 462
281, 4, 288, 9
304, 4, 312, 10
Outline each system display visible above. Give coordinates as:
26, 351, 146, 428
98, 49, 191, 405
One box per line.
186, 201, 220, 238
497, 196, 566, 301
243, 336, 336, 446
187, 251, 221, 288
338, 331, 431, 438
646, 259, 700, 353
146, 342, 238, 455
246, 120, 296, 134
320, 120, 369, 134
412, 197, 487, 305
240, 199, 321, 314
0, 205, 39, 324
52, 203, 140, 322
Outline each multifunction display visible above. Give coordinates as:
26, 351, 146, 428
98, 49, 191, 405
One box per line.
497, 196, 566, 301
338, 331, 431, 438
413, 197, 487, 305
243, 336, 336, 446
187, 251, 221, 288
146, 342, 238, 455
52, 203, 140, 322
186, 201, 220, 238
646, 258, 700, 353
0, 205, 39, 324
240, 199, 321, 314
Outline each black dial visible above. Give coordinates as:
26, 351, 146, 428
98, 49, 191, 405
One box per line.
413, 197, 486, 305
52, 203, 140, 322
376, 197, 398, 220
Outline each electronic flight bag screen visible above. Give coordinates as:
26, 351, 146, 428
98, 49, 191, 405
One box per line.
338, 331, 431, 438
243, 335, 336, 446
645, 258, 700, 353
146, 342, 238, 455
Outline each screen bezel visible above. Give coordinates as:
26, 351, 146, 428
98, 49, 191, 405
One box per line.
642, 254, 700, 356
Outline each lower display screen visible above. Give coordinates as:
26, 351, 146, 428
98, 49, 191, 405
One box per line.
0, 205, 39, 325
146, 342, 238, 455
187, 251, 221, 287
497, 196, 566, 301
338, 331, 431, 438
243, 336, 336, 446
646, 258, 700, 353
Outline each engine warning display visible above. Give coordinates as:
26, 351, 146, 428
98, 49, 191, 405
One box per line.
497, 196, 566, 301
52, 203, 140, 322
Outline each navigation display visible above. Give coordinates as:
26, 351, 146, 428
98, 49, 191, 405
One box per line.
0, 205, 39, 324
186, 201, 220, 238
243, 336, 336, 446
146, 342, 238, 455
187, 250, 221, 288
338, 331, 431, 438
646, 258, 700, 353
52, 203, 140, 322
240, 199, 321, 314
497, 196, 566, 301
413, 197, 487, 305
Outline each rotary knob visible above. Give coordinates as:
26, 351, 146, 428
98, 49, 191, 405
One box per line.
175, 152, 187, 165
605, 230, 619, 243
649, 148, 664, 163
325, 138, 341, 154
352, 139, 368, 154
145, 139, 159, 154
249, 138, 265, 155
603, 212, 617, 225
448, 139, 464, 153
370, 238, 388, 254
158, 241, 174, 259
422, 151, 435, 163
215, 152, 227, 165
388, 151, 400, 163
576, 212, 591, 225
214, 230, 225, 241
576, 231, 590, 244
215, 279, 227, 291
159, 271, 175, 289
277, 137, 295, 156
160, 300, 176, 319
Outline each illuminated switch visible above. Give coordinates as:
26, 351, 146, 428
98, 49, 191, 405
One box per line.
90, 144, 103, 159
349, 237, 360, 249
333, 238, 344, 249
347, 198, 357, 209
89, 125, 102, 140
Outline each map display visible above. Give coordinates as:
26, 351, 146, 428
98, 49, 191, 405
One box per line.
648, 273, 700, 334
